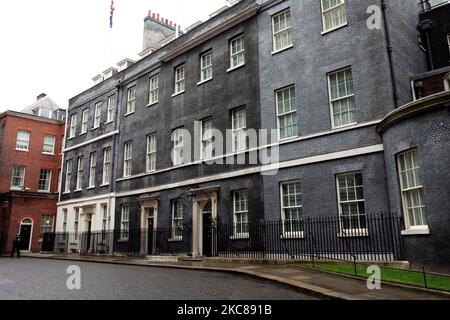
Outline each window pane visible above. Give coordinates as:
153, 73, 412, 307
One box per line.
12, 166, 26, 188
16, 130, 30, 150
43, 136, 56, 154
329, 68, 356, 127
273, 10, 293, 51
149, 75, 159, 104
337, 173, 366, 230
322, 0, 347, 31
230, 37, 245, 68
281, 182, 303, 234
39, 169, 51, 191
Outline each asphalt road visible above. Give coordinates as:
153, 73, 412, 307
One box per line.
0, 258, 318, 300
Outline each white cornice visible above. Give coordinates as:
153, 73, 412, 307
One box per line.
115, 144, 384, 198
377, 90, 450, 134
63, 130, 119, 152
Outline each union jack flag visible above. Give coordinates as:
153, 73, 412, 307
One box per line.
110, 1, 115, 28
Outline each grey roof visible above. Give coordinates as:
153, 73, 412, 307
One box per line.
21, 95, 63, 115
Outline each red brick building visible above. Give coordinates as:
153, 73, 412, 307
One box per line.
0, 102, 65, 254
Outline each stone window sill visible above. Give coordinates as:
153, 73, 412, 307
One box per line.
227, 64, 245, 73
321, 23, 348, 36
401, 228, 430, 236
271, 44, 294, 55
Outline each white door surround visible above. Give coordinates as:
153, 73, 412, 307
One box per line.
139, 196, 159, 256
192, 189, 218, 258
19, 217, 33, 252
80, 205, 95, 233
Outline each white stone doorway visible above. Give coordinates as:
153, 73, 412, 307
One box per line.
191, 189, 218, 258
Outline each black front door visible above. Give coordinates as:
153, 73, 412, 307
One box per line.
147, 218, 154, 255
19, 224, 32, 250
86, 221, 92, 253
202, 201, 212, 257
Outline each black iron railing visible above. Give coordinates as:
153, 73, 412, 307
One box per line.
155, 226, 193, 256
217, 213, 404, 262
41, 213, 403, 262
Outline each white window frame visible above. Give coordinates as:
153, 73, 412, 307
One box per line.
328, 67, 356, 129
148, 75, 159, 105
232, 107, 247, 152
69, 114, 77, 139
39, 215, 54, 240
102, 147, 112, 185
171, 200, 184, 241
93, 102, 102, 129
16, 130, 30, 151
120, 205, 130, 240
321, 0, 347, 33
447, 34, 450, 55
11, 166, 26, 190
397, 149, 428, 230
233, 190, 249, 239
174, 65, 185, 95
42, 135, 56, 155
200, 118, 213, 160
336, 172, 367, 235
106, 95, 116, 123
123, 141, 133, 177
75, 156, 84, 191
229, 35, 245, 70
81, 109, 89, 134
74, 208, 79, 240
200, 51, 213, 83
62, 209, 68, 234
276, 86, 297, 141
445, 73, 450, 91
280, 181, 304, 238
272, 9, 293, 53
101, 204, 108, 232
146, 134, 157, 173
64, 160, 72, 193
172, 129, 184, 167
39, 109, 52, 119
88, 152, 97, 188
38, 169, 52, 192
126, 86, 136, 115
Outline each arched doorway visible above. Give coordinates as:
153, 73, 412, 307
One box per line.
19, 218, 33, 251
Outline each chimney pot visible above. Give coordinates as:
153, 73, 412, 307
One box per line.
157, 13, 160, 20
148, 10, 151, 16
152, 13, 156, 19
37, 93, 47, 101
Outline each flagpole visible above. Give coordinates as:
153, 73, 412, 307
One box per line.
102, 0, 114, 71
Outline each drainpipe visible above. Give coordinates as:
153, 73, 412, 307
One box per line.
59, 110, 69, 203
109, 79, 122, 233
420, 19, 434, 70
380, 0, 399, 109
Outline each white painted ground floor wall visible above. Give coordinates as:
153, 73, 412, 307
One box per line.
55, 194, 116, 233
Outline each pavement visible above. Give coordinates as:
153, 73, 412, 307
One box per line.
15, 253, 450, 300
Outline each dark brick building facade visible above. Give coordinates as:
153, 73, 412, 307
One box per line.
56, 0, 450, 270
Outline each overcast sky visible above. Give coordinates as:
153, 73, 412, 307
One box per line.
0, 0, 228, 112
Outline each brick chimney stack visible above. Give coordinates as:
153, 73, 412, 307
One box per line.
142, 10, 178, 51
147, 10, 176, 30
